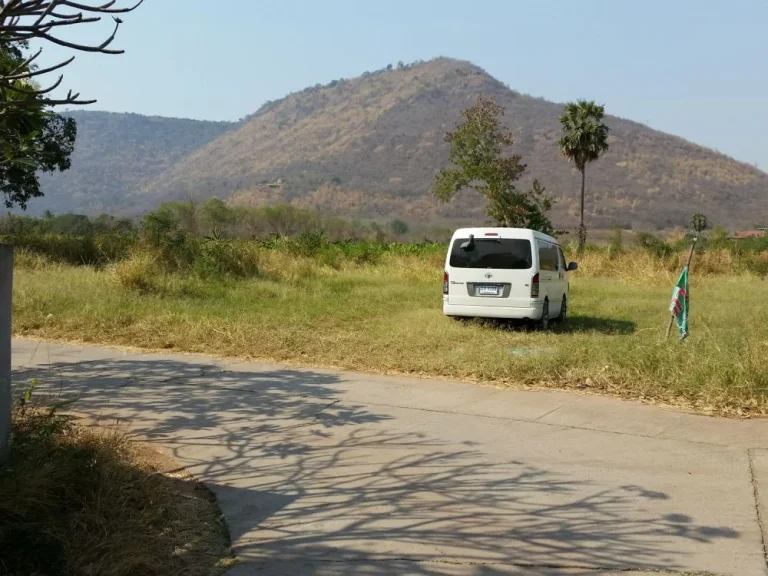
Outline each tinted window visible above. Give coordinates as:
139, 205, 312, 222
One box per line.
557, 247, 566, 271
449, 238, 532, 270
538, 242, 558, 272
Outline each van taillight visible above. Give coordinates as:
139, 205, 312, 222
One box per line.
531, 273, 540, 298
443, 271, 449, 295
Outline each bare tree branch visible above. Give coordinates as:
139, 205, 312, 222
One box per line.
7, 46, 42, 75
0, 94, 96, 106
4, 72, 64, 95
0, 0, 143, 108
22, 19, 123, 53
4, 56, 74, 80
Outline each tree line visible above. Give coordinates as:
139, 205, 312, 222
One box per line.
0, 202, 424, 243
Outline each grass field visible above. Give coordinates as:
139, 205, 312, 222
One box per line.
10, 247, 768, 416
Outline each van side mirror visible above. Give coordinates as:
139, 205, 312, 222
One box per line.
567, 262, 578, 271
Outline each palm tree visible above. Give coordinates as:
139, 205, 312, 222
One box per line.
558, 100, 610, 251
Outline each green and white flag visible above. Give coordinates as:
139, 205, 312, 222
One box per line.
669, 267, 689, 341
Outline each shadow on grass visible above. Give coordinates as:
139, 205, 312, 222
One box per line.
558, 315, 636, 335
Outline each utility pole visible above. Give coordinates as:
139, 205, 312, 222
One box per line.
0, 244, 12, 463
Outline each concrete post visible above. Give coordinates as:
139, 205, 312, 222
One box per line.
0, 244, 12, 464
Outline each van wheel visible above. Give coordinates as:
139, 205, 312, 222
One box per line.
557, 296, 567, 324
540, 300, 550, 331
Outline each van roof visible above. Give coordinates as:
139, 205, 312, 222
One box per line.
451, 227, 559, 245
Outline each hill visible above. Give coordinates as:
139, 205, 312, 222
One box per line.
40, 59, 768, 229
32, 112, 235, 215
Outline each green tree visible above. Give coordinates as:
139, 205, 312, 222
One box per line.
557, 100, 610, 251
0, 44, 77, 208
143, 206, 182, 247
165, 200, 200, 235
200, 197, 235, 238
50, 213, 93, 236
93, 213, 115, 233
0, 2, 141, 210
390, 219, 409, 236
113, 217, 136, 234
433, 95, 554, 234
608, 225, 624, 257
709, 224, 729, 248
691, 213, 708, 235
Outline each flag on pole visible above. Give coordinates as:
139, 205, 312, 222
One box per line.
669, 267, 689, 341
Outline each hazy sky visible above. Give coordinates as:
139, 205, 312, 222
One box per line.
34, 0, 767, 169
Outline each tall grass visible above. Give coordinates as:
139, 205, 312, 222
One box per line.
573, 247, 768, 282
7, 228, 768, 285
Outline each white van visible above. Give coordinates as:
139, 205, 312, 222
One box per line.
442, 228, 577, 328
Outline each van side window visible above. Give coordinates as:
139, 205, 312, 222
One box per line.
557, 247, 566, 271
537, 242, 558, 272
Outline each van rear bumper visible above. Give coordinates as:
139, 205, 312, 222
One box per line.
443, 302, 544, 320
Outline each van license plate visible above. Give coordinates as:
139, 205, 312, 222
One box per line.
476, 285, 500, 296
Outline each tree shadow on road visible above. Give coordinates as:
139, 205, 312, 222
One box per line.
12, 352, 738, 575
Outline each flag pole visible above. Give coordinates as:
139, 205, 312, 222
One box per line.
666, 236, 698, 340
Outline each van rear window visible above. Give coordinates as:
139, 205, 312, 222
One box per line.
449, 238, 532, 270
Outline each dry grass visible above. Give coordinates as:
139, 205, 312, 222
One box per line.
11, 248, 768, 416
574, 247, 768, 281
0, 401, 234, 576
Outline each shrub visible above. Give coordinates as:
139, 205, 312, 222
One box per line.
390, 219, 409, 236
746, 251, 768, 276
634, 232, 674, 258
339, 240, 384, 264
195, 239, 260, 279
293, 231, 325, 257
708, 224, 730, 249
608, 226, 624, 258
1, 233, 137, 266
112, 252, 160, 293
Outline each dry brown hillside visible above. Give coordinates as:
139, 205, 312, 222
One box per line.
116, 58, 768, 228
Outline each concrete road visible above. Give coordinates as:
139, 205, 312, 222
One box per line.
11, 339, 768, 576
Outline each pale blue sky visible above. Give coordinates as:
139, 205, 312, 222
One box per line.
34, 0, 768, 168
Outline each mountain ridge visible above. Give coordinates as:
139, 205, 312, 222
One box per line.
32, 111, 236, 215
35, 58, 768, 229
